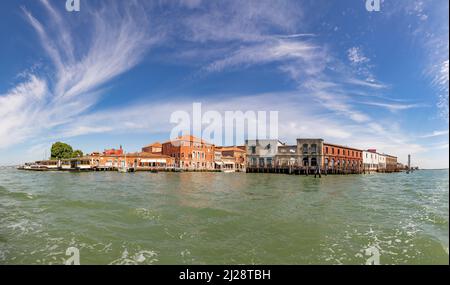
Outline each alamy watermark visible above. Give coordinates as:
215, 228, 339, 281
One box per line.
365, 246, 381, 265
170, 103, 279, 146
65, 247, 80, 265
365, 0, 381, 12
66, 0, 80, 12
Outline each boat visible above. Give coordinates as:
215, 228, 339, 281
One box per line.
118, 154, 130, 173
118, 167, 129, 173
174, 167, 184, 172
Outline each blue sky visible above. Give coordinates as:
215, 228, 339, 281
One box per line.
0, 0, 448, 168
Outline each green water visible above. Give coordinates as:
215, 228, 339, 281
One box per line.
0, 167, 448, 265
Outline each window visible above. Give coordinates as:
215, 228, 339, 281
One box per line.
311, 157, 317, 166
338, 149, 340, 155
311, 144, 317, 153
325, 147, 329, 154
250, 146, 256, 154
303, 157, 309, 166
303, 144, 308, 153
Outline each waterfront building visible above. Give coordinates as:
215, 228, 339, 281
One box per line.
363, 149, 379, 173
386, 155, 398, 172
142, 142, 162, 154
275, 145, 299, 168
378, 153, 387, 172
88, 152, 174, 170
214, 150, 223, 170
245, 139, 283, 168
161, 135, 215, 170
215, 146, 246, 172
103, 146, 124, 156
297, 139, 324, 170
323, 143, 362, 174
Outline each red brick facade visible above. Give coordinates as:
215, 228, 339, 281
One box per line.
162, 135, 215, 170
323, 143, 363, 172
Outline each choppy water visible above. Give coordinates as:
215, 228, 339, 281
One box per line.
0, 167, 448, 265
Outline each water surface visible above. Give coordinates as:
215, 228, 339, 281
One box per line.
0, 167, 448, 264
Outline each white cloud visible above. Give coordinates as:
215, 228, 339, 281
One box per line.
0, 75, 48, 148
205, 40, 320, 73
420, 130, 449, 138
347, 47, 369, 64
0, 1, 155, 149
359, 101, 427, 112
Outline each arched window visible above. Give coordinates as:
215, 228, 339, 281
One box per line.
303, 157, 309, 166
311, 157, 317, 166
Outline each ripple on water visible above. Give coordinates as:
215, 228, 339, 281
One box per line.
133, 208, 161, 221
0, 185, 37, 201
0, 169, 447, 264
109, 248, 159, 265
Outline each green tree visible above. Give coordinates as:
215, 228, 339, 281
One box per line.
72, 150, 84, 158
51, 142, 74, 160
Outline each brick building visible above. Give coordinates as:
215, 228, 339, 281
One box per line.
162, 135, 215, 170
215, 146, 246, 172
323, 143, 363, 173
142, 142, 162, 154
103, 146, 123, 156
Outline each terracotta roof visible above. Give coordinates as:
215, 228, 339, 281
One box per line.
216, 146, 246, 152
323, 142, 362, 152
143, 142, 162, 148
87, 152, 171, 159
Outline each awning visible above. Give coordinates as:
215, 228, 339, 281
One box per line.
215, 161, 223, 165
141, 159, 166, 163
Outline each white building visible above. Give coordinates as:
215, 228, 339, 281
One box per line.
363, 150, 379, 172
246, 139, 284, 168
378, 153, 387, 172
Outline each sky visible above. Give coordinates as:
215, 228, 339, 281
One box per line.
0, 0, 448, 169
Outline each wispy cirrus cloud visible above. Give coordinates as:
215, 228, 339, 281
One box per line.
359, 101, 428, 112
205, 39, 321, 73
0, 1, 155, 149
384, 0, 449, 121
420, 130, 449, 138
0, 76, 48, 148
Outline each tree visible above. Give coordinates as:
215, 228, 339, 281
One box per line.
72, 150, 84, 158
51, 142, 74, 160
